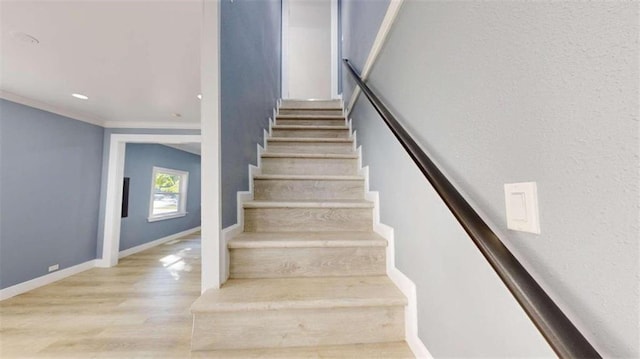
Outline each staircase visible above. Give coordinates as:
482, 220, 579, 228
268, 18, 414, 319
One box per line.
190, 99, 414, 357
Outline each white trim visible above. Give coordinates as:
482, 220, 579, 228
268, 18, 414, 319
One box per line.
219, 142, 263, 285
147, 166, 189, 221
98, 134, 202, 269
331, 0, 339, 99
219, 165, 260, 285
219, 107, 278, 285
219, 143, 265, 284
104, 121, 201, 130
346, 0, 404, 114
281, 0, 290, 99
1, 226, 203, 301
147, 212, 187, 222
201, 0, 222, 292
388, 265, 432, 358
0, 260, 97, 301
0, 90, 105, 127
221, 223, 242, 283
357, 139, 433, 358
119, 226, 201, 259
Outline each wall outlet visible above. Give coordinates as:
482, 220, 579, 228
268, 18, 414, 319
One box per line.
48, 264, 59, 272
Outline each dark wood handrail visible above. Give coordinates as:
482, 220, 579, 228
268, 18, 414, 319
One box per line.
343, 58, 600, 359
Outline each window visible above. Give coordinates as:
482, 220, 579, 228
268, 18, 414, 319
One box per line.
148, 166, 189, 222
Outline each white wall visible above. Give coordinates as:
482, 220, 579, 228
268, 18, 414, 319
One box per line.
285, 0, 332, 99
348, 1, 639, 357
200, 0, 221, 291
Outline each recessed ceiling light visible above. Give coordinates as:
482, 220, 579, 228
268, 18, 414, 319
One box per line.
72, 93, 89, 100
172, 113, 182, 118
197, 94, 202, 100
11, 32, 39, 45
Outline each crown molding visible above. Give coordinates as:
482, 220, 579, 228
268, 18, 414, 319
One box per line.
103, 120, 201, 130
0, 90, 105, 127
0, 90, 201, 130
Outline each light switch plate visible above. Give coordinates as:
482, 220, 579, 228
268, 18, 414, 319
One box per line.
504, 182, 540, 234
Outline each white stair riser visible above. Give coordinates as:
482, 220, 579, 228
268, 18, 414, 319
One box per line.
272, 128, 350, 138
244, 207, 372, 232
229, 246, 386, 278
254, 179, 364, 201
276, 118, 345, 126
261, 157, 358, 175
279, 109, 344, 116
191, 306, 404, 351
267, 141, 354, 154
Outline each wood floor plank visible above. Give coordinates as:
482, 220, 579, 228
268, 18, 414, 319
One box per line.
0, 235, 202, 358
190, 341, 415, 358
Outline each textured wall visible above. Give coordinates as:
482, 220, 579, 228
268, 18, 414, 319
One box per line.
340, 0, 389, 103
120, 144, 201, 251
353, 99, 555, 357
220, 0, 281, 227
349, 1, 638, 357
0, 99, 104, 289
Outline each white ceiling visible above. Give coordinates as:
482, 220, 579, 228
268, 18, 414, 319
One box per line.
0, 0, 201, 129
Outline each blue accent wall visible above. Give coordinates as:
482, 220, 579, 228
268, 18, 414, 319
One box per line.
0, 99, 104, 289
120, 144, 201, 251
220, 0, 281, 227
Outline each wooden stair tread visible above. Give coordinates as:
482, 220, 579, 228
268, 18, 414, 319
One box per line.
244, 200, 374, 208
278, 107, 343, 111
254, 174, 363, 181
279, 106, 343, 110
191, 341, 414, 358
267, 137, 353, 143
192, 100, 411, 355
229, 232, 387, 248
191, 276, 406, 313
277, 114, 345, 120
272, 125, 348, 130
261, 152, 358, 159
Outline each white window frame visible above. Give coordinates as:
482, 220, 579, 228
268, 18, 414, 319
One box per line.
148, 166, 189, 222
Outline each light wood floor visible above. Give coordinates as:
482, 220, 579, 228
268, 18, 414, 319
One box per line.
1, 232, 413, 358
0, 233, 202, 358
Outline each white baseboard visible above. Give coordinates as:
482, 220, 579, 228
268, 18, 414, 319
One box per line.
358, 144, 433, 359
118, 226, 202, 259
221, 223, 242, 283
218, 181, 254, 285
218, 147, 262, 285
0, 259, 98, 301
388, 265, 432, 358
218, 108, 276, 285
2, 226, 204, 301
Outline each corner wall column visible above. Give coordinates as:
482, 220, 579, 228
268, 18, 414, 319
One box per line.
201, 0, 222, 292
